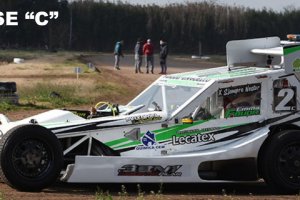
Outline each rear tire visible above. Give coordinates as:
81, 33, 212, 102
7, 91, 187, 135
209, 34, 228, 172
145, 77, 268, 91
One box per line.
262, 130, 300, 193
0, 125, 63, 191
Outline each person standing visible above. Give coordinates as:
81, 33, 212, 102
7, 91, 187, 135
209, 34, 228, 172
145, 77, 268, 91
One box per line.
143, 39, 154, 74
134, 39, 143, 73
159, 39, 168, 74
114, 40, 124, 70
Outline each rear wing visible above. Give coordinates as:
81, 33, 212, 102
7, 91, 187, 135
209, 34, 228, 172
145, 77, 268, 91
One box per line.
226, 37, 300, 75
226, 37, 281, 69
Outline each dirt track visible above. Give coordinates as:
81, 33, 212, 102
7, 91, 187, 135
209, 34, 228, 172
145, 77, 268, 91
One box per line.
1, 181, 299, 200
1, 54, 299, 199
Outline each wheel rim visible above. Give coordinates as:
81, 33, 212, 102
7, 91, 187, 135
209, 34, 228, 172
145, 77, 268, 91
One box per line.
11, 139, 52, 179
278, 143, 300, 186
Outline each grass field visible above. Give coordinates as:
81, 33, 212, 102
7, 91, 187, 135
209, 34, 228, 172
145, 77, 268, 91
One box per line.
0, 51, 131, 113
0, 50, 224, 116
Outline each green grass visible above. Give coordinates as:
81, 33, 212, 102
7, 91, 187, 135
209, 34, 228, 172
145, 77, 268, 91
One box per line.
19, 83, 89, 108
52, 54, 93, 73
94, 82, 128, 96
0, 80, 130, 112
95, 184, 164, 200
118, 185, 128, 198
137, 184, 145, 200
0, 100, 50, 112
0, 101, 16, 111
0, 191, 4, 200
0, 50, 100, 111
92, 83, 131, 104
95, 187, 113, 200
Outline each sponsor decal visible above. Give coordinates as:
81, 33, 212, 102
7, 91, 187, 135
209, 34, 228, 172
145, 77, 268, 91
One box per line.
225, 106, 260, 118
219, 83, 261, 118
177, 127, 221, 135
71, 110, 89, 118
118, 164, 182, 176
135, 131, 165, 150
218, 83, 261, 97
293, 59, 300, 71
172, 133, 215, 145
165, 75, 210, 82
142, 131, 156, 146
125, 114, 162, 124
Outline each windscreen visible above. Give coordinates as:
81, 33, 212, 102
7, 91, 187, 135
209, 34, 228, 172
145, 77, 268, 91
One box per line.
128, 84, 199, 115
128, 85, 163, 113
165, 85, 199, 115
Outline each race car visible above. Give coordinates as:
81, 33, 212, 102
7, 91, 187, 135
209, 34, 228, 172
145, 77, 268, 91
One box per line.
1, 36, 300, 193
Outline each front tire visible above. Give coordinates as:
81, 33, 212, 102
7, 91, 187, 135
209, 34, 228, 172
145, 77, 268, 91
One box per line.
262, 130, 300, 193
0, 125, 63, 191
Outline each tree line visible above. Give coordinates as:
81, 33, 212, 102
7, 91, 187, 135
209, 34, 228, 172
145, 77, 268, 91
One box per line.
0, 0, 300, 54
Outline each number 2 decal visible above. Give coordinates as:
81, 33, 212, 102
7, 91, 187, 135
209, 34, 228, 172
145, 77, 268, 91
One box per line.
274, 88, 296, 111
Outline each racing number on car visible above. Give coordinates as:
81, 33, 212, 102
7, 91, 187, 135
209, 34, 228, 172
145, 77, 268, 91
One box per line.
274, 87, 296, 111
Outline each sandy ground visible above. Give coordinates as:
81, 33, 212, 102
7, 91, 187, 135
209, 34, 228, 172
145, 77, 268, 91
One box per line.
1, 53, 299, 199
2, 181, 299, 200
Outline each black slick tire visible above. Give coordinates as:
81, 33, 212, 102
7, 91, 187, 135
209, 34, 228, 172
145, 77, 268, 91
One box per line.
0, 125, 63, 192
262, 130, 300, 194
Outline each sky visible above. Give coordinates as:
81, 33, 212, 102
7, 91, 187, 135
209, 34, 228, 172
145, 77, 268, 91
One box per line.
117, 0, 300, 12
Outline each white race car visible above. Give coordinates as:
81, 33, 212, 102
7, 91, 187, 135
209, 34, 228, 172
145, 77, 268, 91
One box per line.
1, 36, 300, 193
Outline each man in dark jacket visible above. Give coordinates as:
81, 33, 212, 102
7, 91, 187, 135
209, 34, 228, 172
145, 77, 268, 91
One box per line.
114, 40, 124, 70
134, 39, 143, 73
159, 39, 168, 74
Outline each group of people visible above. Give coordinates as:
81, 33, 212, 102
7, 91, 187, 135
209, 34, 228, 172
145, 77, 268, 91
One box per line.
113, 38, 169, 74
